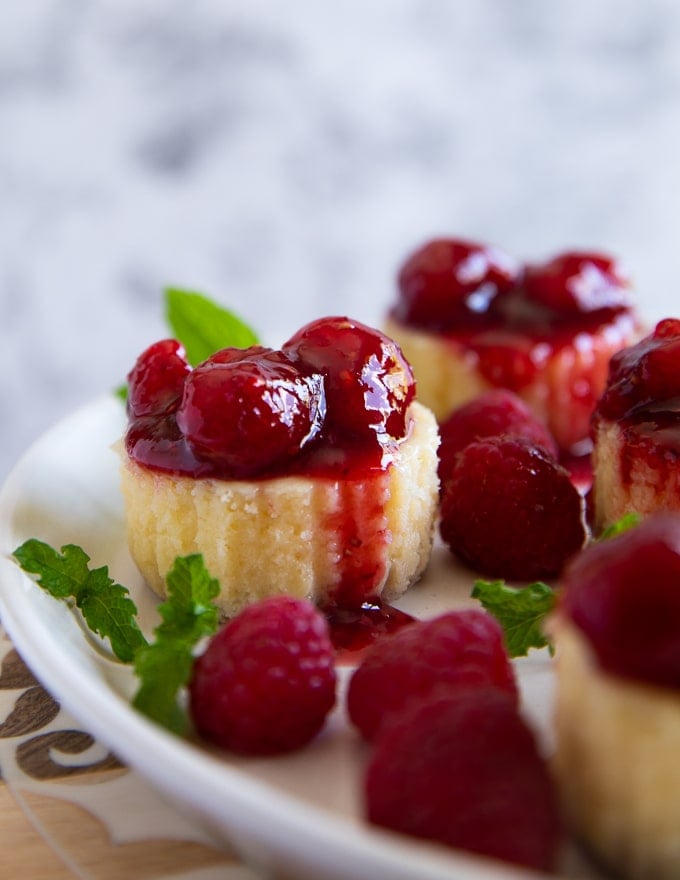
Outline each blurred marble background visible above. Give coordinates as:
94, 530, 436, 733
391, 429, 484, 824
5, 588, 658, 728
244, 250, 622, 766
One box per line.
1, 0, 680, 480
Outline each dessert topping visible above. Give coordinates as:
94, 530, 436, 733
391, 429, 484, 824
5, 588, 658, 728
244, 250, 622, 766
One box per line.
393, 237, 632, 332
176, 347, 326, 477
394, 238, 520, 331
282, 315, 415, 442
522, 250, 631, 316
596, 318, 680, 420
126, 316, 416, 480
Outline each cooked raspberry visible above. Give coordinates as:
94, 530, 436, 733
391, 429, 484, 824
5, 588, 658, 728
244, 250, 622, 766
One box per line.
127, 338, 191, 418
560, 513, 680, 689
177, 347, 326, 476
283, 316, 415, 442
440, 436, 585, 580
596, 319, 680, 420
523, 250, 631, 317
438, 389, 558, 485
188, 596, 336, 755
394, 237, 520, 331
347, 608, 517, 741
365, 688, 563, 872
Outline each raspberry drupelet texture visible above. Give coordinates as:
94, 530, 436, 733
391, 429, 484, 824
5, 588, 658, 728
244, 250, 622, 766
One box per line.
440, 435, 586, 581
188, 596, 336, 755
347, 608, 518, 741
365, 688, 563, 872
437, 388, 558, 485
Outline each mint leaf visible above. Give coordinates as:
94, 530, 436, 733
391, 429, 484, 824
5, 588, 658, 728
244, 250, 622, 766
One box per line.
599, 511, 641, 541
132, 554, 220, 734
472, 579, 556, 658
13, 539, 147, 663
164, 287, 259, 366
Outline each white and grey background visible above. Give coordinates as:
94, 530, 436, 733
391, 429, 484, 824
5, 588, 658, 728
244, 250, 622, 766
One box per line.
2, 0, 679, 481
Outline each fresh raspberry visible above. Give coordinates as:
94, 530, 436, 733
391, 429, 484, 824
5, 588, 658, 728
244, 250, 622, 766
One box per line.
347, 609, 517, 741
365, 688, 563, 873
127, 338, 191, 418
560, 513, 680, 689
440, 436, 585, 580
437, 389, 558, 485
188, 596, 336, 755
283, 316, 415, 442
523, 250, 631, 317
393, 237, 520, 331
176, 347, 326, 476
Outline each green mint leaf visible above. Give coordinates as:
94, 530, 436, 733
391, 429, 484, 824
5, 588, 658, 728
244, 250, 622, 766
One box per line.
472, 579, 556, 658
164, 287, 259, 366
599, 511, 641, 541
13, 539, 147, 663
132, 554, 220, 734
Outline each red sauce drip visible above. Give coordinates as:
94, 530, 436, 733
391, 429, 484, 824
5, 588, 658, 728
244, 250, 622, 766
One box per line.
324, 599, 416, 663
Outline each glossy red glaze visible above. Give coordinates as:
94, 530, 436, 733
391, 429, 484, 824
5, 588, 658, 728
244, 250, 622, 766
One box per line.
325, 600, 415, 661
594, 319, 680, 484
394, 238, 520, 331
125, 319, 419, 611
282, 316, 415, 441
176, 347, 326, 477
127, 338, 191, 418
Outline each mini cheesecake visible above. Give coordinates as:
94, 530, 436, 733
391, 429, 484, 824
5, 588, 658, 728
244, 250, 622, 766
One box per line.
120, 318, 439, 618
590, 318, 680, 534
385, 239, 642, 455
551, 515, 680, 880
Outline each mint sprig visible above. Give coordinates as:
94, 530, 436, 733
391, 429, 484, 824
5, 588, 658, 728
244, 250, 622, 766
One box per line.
164, 287, 259, 365
472, 579, 556, 658
472, 514, 645, 657
132, 554, 220, 734
598, 511, 641, 541
13, 539, 148, 663
116, 287, 260, 400
13, 542, 220, 734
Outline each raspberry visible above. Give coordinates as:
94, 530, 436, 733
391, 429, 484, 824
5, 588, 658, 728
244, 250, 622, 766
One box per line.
394, 237, 520, 331
188, 596, 336, 755
437, 389, 558, 485
597, 319, 680, 420
440, 436, 585, 580
347, 609, 517, 741
176, 347, 326, 476
283, 316, 415, 442
127, 338, 191, 418
523, 250, 631, 317
365, 688, 563, 872
560, 513, 680, 689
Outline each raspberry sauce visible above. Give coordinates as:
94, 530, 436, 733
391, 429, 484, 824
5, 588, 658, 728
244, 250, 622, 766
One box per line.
325, 600, 415, 661
125, 318, 420, 612
593, 319, 680, 486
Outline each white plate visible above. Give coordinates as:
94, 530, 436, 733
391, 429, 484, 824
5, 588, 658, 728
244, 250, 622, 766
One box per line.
0, 396, 594, 880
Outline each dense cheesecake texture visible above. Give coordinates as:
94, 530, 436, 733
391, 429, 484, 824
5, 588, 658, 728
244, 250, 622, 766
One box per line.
121, 400, 438, 616
386, 239, 641, 453
552, 515, 680, 880
591, 318, 680, 533
120, 317, 439, 616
